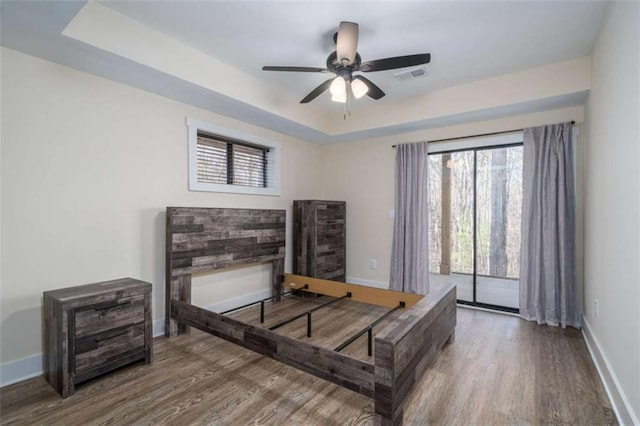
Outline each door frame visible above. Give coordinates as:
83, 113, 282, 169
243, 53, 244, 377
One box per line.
429, 142, 522, 314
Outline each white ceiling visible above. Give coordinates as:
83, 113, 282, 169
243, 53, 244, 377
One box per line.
0, 1, 608, 143
101, 0, 607, 108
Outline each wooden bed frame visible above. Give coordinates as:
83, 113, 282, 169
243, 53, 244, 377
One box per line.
166, 207, 456, 425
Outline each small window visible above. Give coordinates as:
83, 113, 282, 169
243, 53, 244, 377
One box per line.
197, 133, 268, 188
187, 118, 281, 196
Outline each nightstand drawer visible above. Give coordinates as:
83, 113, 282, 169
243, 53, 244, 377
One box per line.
75, 324, 145, 374
74, 294, 145, 338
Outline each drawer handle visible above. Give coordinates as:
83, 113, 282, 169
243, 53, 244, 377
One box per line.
93, 300, 131, 311
94, 329, 129, 342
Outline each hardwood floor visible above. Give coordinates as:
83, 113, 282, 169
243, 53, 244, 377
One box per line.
0, 299, 614, 425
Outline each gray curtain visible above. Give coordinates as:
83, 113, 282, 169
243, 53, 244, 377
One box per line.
520, 123, 579, 328
390, 142, 430, 295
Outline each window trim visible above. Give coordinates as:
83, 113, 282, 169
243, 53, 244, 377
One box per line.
187, 118, 281, 196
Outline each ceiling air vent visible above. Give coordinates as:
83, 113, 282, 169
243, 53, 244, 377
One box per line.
394, 67, 430, 82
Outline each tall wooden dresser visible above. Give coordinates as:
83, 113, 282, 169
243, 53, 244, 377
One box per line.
293, 200, 346, 281
43, 278, 153, 397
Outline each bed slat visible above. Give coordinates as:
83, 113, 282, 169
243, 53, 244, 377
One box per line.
284, 274, 424, 309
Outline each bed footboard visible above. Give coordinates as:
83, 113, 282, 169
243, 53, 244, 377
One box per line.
373, 283, 457, 425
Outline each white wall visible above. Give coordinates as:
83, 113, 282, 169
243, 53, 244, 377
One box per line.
0, 48, 323, 367
329, 57, 590, 136
583, 1, 640, 423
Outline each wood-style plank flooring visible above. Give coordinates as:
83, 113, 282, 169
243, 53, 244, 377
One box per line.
0, 298, 615, 425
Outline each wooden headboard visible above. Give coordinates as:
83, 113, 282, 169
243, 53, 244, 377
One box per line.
165, 207, 286, 336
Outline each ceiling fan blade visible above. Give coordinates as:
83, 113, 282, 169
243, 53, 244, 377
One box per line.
300, 78, 335, 103
360, 53, 431, 72
262, 66, 331, 73
353, 75, 385, 100
336, 21, 358, 65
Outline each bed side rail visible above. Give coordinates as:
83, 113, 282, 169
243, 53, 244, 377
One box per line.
171, 299, 375, 398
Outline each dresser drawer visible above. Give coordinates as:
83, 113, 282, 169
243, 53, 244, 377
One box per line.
75, 324, 145, 374
74, 294, 145, 338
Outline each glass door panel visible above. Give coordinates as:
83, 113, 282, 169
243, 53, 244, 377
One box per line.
428, 151, 474, 303
475, 146, 522, 309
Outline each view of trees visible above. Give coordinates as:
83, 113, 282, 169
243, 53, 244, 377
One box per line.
428, 146, 523, 279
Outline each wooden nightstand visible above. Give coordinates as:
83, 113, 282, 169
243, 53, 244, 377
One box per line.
43, 278, 153, 398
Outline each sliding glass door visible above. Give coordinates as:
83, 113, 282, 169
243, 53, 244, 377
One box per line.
428, 144, 522, 312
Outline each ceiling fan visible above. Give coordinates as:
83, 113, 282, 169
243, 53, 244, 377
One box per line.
262, 22, 431, 105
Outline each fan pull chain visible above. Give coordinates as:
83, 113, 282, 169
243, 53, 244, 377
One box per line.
344, 90, 347, 120
344, 81, 351, 120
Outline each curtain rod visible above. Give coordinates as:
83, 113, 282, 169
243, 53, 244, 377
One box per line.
391, 121, 575, 148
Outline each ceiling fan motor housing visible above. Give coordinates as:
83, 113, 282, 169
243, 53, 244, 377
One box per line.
327, 51, 361, 81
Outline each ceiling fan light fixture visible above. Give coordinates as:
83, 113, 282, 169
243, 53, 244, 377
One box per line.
331, 91, 347, 103
351, 78, 369, 99
329, 76, 346, 97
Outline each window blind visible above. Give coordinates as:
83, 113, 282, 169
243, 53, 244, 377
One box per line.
196, 133, 268, 188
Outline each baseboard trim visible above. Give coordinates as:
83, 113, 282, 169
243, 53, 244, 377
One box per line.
582, 315, 638, 425
1, 288, 274, 388
345, 276, 389, 289
153, 318, 165, 338
152, 288, 273, 338
0, 354, 43, 388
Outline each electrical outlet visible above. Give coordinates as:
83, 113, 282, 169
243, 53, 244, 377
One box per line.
388, 209, 395, 219
369, 259, 377, 270
594, 299, 599, 318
